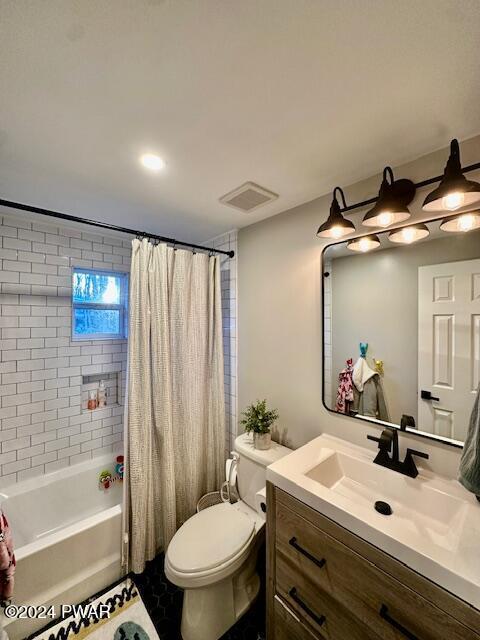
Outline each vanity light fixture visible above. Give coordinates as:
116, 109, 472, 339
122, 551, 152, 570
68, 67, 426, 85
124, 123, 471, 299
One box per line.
388, 223, 430, 245
317, 187, 356, 239
347, 234, 381, 253
422, 139, 480, 212
362, 167, 415, 228
439, 211, 480, 233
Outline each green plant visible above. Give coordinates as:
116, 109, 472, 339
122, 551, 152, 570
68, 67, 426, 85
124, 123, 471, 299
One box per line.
241, 399, 279, 435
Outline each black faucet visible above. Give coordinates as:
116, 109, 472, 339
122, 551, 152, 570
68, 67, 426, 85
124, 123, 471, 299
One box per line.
367, 427, 429, 479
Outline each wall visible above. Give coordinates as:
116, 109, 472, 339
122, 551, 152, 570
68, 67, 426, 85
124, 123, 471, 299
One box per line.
330, 229, 480, 424
0, 211, 129, 486
238, 134, 480, 479
206, 230, 238, 457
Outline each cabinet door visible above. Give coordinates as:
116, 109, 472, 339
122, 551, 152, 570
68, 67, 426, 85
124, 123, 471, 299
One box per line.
273, 595, 324, 640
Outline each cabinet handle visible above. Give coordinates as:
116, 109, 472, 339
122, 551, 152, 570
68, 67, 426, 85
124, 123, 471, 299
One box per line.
289, 587, 326, 627
289, 536, 326, 569
380, 604, 418, 640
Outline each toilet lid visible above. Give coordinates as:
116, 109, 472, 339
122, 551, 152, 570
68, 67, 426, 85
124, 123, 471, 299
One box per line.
167, 503, 255, 574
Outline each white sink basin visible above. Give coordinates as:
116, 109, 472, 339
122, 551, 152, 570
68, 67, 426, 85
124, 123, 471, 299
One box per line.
305, 449, 468, 552
266, 434, 480, 609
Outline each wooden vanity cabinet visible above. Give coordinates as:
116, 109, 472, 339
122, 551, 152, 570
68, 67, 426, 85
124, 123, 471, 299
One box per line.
267, 483, 480, 640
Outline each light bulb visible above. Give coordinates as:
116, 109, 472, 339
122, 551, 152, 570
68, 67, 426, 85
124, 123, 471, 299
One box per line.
401, 227, 416, 244
140, 153, 166, 171
330, 226, 343, 239
457, 213, 476, 232
377, 211, 394, 227
442, 191, 464, 211
358, 238, 370, 252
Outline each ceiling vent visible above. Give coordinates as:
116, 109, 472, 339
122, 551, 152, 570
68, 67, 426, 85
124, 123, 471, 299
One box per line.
219, 182, 278, 212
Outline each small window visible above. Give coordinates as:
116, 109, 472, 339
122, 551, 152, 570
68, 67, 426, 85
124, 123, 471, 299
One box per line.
72, 268, 128, 340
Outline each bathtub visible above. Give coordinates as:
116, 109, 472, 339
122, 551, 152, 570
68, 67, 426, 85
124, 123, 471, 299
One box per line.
0, 454, 124, 639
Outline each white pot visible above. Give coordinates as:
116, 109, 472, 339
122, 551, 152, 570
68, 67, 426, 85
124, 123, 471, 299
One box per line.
253, 432, 271, 450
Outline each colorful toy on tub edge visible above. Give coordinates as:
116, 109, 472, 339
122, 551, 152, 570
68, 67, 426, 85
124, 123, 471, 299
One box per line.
115, 455, 124, 480
99, 456, 125, 490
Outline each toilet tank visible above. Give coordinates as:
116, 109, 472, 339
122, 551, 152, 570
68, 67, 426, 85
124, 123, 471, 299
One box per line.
234, 433, 291, 510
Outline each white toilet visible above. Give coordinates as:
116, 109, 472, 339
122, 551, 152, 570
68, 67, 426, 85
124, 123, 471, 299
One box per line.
165, 433, 291, 640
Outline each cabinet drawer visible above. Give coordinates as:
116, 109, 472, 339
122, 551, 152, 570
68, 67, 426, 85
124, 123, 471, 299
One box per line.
273, 595, 323, 640
275, 500, 479, 640
276, 554, 380, 640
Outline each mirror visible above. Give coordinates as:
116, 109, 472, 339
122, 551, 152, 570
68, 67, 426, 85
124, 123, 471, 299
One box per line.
322, 217, 480, 446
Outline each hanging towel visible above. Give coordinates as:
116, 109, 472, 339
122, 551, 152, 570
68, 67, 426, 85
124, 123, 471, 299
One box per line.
352, 376, 390, 422
459, 385, 480, 497
335, 358, 354, 414
352, 356, 377, 392
0, 511, 15, 603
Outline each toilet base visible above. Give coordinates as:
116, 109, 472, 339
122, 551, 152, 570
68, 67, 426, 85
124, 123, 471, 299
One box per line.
180, 570, 260, 640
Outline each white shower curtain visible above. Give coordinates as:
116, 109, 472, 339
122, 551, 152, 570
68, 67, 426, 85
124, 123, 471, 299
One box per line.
126, 239, 225, 574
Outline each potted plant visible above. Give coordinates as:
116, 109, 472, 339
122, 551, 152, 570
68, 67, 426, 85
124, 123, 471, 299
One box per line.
240, 399, 279, 450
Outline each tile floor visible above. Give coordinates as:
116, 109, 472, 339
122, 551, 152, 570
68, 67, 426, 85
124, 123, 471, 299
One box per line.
135, 552, 266, 640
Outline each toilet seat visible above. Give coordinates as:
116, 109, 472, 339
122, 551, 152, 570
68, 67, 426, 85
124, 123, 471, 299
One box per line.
167, 502, 255, 573
165, 502, 258, 588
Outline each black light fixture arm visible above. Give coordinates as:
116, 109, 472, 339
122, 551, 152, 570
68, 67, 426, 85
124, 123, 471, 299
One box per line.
333, 186, 347, 208
337, 161, 480, 214
0, 197, 235, 258
383, 166, 394, 184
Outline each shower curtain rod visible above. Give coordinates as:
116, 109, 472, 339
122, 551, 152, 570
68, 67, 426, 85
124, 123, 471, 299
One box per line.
0, 197, 235, 258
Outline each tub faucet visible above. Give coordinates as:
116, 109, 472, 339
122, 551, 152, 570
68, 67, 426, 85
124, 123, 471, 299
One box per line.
367, 427, 429, 479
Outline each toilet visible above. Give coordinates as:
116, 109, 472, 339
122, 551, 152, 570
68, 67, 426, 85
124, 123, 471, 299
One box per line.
164, 433, 291, 640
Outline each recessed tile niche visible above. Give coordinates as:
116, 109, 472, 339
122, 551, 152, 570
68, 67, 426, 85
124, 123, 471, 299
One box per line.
81, 372, 121, 413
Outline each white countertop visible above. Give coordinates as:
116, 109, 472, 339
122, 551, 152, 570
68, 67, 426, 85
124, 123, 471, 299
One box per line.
266, 434, 480, 609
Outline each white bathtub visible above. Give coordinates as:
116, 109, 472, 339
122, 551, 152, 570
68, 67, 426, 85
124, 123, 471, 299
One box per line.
0, 454, 124, 639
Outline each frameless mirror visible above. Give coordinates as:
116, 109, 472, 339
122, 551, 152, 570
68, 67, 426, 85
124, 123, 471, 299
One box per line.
322, 217, 480, 446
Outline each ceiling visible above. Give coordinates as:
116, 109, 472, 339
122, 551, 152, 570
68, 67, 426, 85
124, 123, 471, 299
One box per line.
1, 0, 480, 243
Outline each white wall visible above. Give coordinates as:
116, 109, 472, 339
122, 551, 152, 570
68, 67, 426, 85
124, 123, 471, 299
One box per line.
238, 135, 480, 479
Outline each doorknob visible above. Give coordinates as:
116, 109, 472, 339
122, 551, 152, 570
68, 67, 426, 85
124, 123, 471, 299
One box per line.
421, 390, 440, 402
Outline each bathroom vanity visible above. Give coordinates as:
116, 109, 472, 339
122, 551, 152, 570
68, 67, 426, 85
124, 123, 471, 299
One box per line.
266, 435, 480, 640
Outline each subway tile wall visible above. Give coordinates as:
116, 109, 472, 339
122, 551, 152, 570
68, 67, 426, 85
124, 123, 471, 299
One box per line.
0, 213, 130, 486
207, 230, 238, 457
1, 215, 238, 483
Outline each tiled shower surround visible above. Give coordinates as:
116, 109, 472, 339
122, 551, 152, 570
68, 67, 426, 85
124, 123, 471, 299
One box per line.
0, 213, 130, 485
0, 215, 239, 484
206, 231, 238, 457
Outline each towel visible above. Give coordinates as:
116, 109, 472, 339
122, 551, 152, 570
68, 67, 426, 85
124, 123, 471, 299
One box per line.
335, 358, 354, 414
0, 511, 15, 603
352, 357, 377, 392
459, 385, 480, 497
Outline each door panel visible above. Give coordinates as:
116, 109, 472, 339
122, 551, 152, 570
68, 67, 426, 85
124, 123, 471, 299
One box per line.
433, 314, 454, 387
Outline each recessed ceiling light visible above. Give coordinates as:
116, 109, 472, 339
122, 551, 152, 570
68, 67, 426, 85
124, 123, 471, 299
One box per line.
140, 153, 165, 171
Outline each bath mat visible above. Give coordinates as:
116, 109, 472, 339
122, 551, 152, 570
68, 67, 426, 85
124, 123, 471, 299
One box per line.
30, 578, 160, 640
